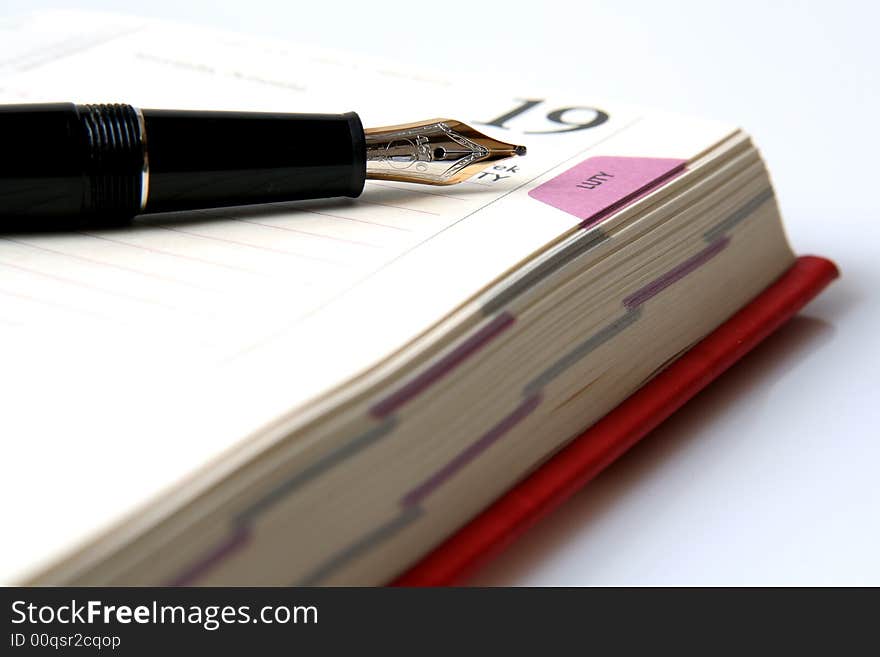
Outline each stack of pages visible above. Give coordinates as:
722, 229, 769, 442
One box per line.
1, 12, 794, 585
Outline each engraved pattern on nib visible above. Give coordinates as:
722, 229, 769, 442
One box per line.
365, 118, 524, 185
437, 122, 489, 180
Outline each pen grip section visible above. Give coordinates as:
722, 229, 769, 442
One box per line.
141, 110, 366, 214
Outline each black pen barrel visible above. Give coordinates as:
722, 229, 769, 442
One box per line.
142, 108, 366, 214
0, 103, 367, 226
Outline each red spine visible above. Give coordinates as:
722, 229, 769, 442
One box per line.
392, 255, 839, 586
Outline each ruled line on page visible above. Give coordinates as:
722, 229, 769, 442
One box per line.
297, 208, 415, 232
80, 232, 273, 278
153, 225, 351, 267
357, 199, 441, 216
0, 292, 232, 354
0, 259, 219, 318
365, 181, 470, 201
233, 218, 385, 249
0, 276, 231, 349
0, 286, 112, 322
0, 237, 222, 294
174, 204, 405, 244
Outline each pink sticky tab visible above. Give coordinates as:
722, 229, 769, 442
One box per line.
528, 156, 687, 228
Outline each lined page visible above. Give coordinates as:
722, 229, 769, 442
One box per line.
0, 11, 736, 582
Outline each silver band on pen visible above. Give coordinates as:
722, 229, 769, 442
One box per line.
135, 106, 150, 212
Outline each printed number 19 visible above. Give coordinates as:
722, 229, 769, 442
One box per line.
477, 98, 609, 134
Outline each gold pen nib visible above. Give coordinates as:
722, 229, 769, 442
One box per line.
364, 118, 526, 186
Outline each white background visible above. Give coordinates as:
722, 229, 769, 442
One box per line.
4, 0, 878, 584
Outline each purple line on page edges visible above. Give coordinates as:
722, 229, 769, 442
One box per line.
401, 394, 542, 508
370, 311, 516, 419
164, 526, 251, 586
623, 237, 729, 309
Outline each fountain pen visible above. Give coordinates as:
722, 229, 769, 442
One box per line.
0, 103, 527, 227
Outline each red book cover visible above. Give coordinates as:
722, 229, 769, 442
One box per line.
392, 255, 839, 586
